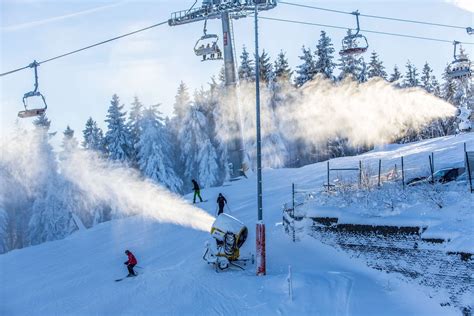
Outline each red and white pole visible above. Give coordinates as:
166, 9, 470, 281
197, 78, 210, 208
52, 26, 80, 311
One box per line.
256, 221, 266, 275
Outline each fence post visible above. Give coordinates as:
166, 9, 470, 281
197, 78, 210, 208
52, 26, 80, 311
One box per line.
359, 160, 362, 187
431, 152, 434, 173
378, 159, 382, 187
327, 161, 330, 193
292, 183, 295, 217
429, 155, 434, 184
466, 151, 473, 193
287, 265, 293, 301
401, 156, 405, 190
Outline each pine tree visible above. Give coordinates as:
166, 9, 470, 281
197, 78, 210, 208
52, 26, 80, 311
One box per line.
295, 46, 316, 87
29, 178, 76, 245
28, 117, 76, 245
136, 105, 182, 192
33, 112, 51, 131
389, 65, 402, 84
178, 107, 219, 188
274, 50, 292, 82
315, 30, 336, 80
105, 94, 131, 162
172, 82, 191, 120
403, 60, 420, 87
338, 30, 366, 82
238, 45, 255, 82
82, 117, 105, 152
60, 126, 78, 160
441, 48, 473, 133
258, 49, 274, 84
367, 51, 387, 79
127, 96, 144, 167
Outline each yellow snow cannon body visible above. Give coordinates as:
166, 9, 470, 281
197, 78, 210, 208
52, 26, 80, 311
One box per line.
203, 213, 253, 271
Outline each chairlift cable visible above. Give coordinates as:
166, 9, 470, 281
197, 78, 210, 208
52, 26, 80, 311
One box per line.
279, 1, 468, 30
0, 20, 168, 77
258, 16, 474, 45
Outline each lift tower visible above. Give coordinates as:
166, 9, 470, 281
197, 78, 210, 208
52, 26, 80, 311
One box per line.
168, 0, 277, 178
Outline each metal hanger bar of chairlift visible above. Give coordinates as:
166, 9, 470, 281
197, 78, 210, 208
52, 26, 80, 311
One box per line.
279, 1, 468, 30
257, 16, 474, 45
0, 20, 169, 77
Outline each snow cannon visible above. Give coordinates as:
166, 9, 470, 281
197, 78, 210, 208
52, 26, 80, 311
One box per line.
203, 213, 253, 271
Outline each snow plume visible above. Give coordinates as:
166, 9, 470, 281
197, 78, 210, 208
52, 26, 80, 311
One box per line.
218, 76, 455, 152
60, 150, 215, 232
277, 76, 456, 147
0, 130, 214, 233
216, 83, 288, 168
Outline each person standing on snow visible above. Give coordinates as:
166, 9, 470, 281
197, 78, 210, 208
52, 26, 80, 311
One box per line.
216, 193, 227, 216
124, 250, 137, 277
192, 179, 204, 204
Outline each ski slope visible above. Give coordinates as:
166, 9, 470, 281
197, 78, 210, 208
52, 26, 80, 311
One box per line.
2, 134, 473, 315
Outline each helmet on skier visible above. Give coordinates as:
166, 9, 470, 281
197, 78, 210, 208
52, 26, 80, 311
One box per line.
125, 250, 130, 254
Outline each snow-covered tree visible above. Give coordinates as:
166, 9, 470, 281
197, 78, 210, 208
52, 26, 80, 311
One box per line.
274, 50, 292, 82
172, 82, 192, 121
403, 60, 420, 87
315, 31, 336, 80
28, 178, 76, 245
178, 107, 220, 188
136, 105, 182, 192
338, 30, 366, 82
389, 65, 403, 85
105, 94, 132, 163
442, 47, 473, 132
60, 126, 78, 160
28, 116, 76, 245
258, 49, 274, 84
82, 117, 105, 152
127, 96, 144, 167
367, 51, 387, 79
238, 46, 254, 82
295, 46, 316, 87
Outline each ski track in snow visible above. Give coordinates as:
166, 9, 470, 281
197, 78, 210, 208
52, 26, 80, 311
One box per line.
2, 135, 471, 315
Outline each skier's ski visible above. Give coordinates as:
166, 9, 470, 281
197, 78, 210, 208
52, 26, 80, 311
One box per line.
115, 274, 138, 282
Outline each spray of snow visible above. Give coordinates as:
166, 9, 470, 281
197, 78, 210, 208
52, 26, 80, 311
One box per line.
278, 76, 456, 147
219, 76, 456, 150
0, 130, 215, 232
61, 151, 215, 232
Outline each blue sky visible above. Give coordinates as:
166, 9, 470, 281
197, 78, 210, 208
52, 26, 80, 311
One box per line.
1, 0, 473, 139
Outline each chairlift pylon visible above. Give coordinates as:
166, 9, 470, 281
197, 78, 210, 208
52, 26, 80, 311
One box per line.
339, 10, 369, 56
193, 19, 223, 61
447, 41, 472, 80
18, 60, 48, 118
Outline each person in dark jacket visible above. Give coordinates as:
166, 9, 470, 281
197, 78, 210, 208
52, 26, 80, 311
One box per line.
192, 179, 203, 203
124, 250, 137, 277
216, 193, 227, 215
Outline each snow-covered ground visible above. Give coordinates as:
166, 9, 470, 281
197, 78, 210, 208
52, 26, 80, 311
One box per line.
2, 134, 473, 315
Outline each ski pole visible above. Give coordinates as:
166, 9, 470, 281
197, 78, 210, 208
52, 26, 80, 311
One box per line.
226, 204, 231, 214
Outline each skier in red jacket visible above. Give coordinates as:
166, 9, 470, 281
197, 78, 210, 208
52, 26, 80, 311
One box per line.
124, 250, 137, 277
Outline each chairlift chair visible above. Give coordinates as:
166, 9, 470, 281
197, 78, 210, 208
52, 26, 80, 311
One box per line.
447, 41, 472, 80
18, 61, 48, 118
194, 19, 223, 61
339, 11, 369, 56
